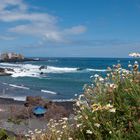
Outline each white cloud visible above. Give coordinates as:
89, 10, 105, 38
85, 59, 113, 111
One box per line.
63, 25, 87, 35
0, 0, 27, 11
0, 0, 87, 43
0, 35, 16, 40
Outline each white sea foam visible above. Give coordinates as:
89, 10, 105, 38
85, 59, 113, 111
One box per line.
2, 82, 8, 85
41, 89, 57, 95
0, 63, 20, 67
86, 68, 107, 72
42, 66, 77, 73
52, 98, 75, 102
13, 96, 26, 101
0, 95, 26, 101
0, 62, 107, 78
9, 84, 30, 90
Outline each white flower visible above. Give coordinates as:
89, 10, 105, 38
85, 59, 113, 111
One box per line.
68, 138, 73, 140
134, 61, 138, 64
62, 117, 68, 121
94, 123, 100, 128
78, 94, 84, 100
74, 94, 78, 96
128, 64, 132, 68
94, 74, 99, 78
86, 130, 93, 134
107, 73, 110, 77
28, 130, 33, 134
36, 130, 42, 134
76, 101, 80, 107
62, 125, 67, 129
90, 75, 94, 78
106, 103, 113, 108
77, 123, 82, 128
56, 130, 60, 133
98, 77, 104, 82
109, 84, 117, 89
25, 134, 30, 137
109, 84, 114, 88
34, 129, 38, 132
109, 108, 116, 113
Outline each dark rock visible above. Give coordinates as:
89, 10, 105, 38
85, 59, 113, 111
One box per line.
0, 68, 5, 73
0, 67, 12, 76
25, 96, 46, 107
6, 68, 14, 72
39, 65, 47, 70
0, 73, 12, 76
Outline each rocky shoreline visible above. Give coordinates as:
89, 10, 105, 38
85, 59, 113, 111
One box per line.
0, 58, 41, 76
0, 57, 40, 63
0, 96, 75, 137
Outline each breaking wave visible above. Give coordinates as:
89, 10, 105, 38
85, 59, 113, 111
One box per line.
0, 63, 107, 78
41, 89, 57, 95
9, 84, 30, 90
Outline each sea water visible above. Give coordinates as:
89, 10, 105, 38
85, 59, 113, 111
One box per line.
0, 57, 137, 101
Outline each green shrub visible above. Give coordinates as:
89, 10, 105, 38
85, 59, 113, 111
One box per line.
26, 62, 140, 140
0, 129, 8, 140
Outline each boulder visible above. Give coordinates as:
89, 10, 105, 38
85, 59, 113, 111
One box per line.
0, 68, 5, 73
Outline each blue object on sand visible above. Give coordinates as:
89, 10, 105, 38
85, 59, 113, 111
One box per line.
33, 106, 47, 115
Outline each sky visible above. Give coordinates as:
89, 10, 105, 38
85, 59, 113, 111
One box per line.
0, 0, 140, 57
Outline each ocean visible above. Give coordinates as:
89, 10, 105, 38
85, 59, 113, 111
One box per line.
0, 57, 137, 101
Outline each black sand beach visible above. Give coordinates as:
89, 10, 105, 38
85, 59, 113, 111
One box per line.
0, 97, 74, 136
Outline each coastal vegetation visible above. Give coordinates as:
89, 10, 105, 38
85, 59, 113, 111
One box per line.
0, 60, 140, 140
20, 61, 139, 140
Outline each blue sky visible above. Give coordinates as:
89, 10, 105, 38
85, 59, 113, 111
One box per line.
0, 0, 140, 57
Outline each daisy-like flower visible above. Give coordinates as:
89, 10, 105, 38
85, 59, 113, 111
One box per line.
34, 129, 38, 132
62, 125, 67, 129
77, 123, 82, 128
128, 64, 132, 67
109, 108, 116, 113
106, 103, 113, 108
76, 101, 80, 107
25, 134, 30, 137
86, 130, 93, 134
62, 117, 68, 121
94, 123, 100, 128
36, 130, 42, 134
98, 77, 104, 82
94, 74, 99, 78
109, 84, 117, 89
56, 130, 60, 133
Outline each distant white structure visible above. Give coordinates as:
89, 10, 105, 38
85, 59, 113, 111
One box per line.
0, 52, 24, 61
129, 52, 140, 58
